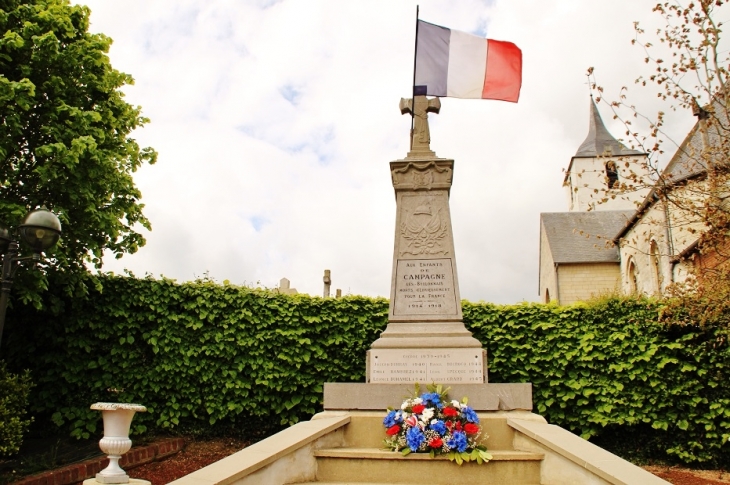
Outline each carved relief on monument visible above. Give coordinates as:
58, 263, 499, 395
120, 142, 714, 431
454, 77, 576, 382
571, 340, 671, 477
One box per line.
391, 161, 453, 190
399, 198, 449, 256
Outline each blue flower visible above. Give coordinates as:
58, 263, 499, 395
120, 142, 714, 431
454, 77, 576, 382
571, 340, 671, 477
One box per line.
462, 406, 479, 424
383, 410, 403, 428
429, 420, 447, 436
420, 392, 443, 408
406, 426, 426, 451
447, 431, 468, 453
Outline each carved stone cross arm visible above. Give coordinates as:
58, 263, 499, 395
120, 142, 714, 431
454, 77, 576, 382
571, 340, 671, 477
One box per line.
400, 95, 441, 157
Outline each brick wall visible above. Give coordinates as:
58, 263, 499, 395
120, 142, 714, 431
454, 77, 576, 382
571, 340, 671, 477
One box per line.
696, 236, 730, 276
12, 437, 184, 485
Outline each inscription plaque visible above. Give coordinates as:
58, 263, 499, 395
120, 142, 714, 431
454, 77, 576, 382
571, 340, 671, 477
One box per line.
369, 349, 484, 384
393, 258, 457, 316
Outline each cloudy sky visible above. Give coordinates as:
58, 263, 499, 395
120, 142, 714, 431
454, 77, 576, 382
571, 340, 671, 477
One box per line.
74, 0, 706, 303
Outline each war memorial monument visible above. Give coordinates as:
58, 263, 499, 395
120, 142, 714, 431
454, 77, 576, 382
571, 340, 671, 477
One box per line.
168, 97, 670, 485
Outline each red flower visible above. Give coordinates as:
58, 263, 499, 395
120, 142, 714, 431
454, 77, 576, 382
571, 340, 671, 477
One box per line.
443, 407, 459, 417
464, 423, 480, 434
412, 404, 425, 414
386, 424, 401, 436
446, 420, 455, 429
455, 422, 462, 431
429, 437, 443, 448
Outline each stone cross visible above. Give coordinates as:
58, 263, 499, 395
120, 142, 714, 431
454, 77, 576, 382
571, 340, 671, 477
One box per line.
323, 269, 331, 298
400, 95, 441, 157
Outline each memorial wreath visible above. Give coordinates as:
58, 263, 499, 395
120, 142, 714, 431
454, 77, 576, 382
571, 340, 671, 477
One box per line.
382, 383, 492, 465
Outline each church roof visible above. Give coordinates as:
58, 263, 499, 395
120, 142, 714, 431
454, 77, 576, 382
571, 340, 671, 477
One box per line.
574, 98, 644, 158
541, 211, 634, 263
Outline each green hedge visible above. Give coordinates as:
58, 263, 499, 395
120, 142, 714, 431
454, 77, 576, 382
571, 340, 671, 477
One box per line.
3, 275, 388, 437
2, 274, 729, 466
0, 362, 33, 457
464, 298, 730, 465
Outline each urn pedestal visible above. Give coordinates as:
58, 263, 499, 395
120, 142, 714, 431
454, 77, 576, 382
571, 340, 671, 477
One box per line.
83, 402, 149, 485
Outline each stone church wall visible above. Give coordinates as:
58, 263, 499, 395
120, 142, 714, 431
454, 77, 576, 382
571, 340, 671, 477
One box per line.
618, 183, 707, 294
557, 263, 621, 305
539, 222, 558, 303
566, 155, 651, 212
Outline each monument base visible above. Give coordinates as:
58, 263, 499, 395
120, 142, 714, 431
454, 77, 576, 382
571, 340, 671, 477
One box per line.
367, 348, 486, 383
371, 321, 482, 348
323, 382, 532, 410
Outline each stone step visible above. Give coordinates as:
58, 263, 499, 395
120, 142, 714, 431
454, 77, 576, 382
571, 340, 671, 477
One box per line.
293, 479, 541, 485
315, 448, 543, 461
290, 483, 416, 485
312, 447, 543, 485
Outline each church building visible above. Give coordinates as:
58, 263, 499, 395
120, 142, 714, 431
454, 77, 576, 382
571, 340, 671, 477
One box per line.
540, 96, 720, 304
538, 99, 651, 305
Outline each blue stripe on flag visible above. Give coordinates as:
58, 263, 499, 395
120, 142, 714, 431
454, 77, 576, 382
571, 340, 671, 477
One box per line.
415, 20, 450, 97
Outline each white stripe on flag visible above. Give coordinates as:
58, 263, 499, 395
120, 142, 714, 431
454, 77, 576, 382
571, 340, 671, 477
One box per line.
446, 29, 487, 99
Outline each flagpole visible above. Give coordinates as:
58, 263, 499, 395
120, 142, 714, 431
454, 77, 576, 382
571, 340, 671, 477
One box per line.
410, 5, 419, 150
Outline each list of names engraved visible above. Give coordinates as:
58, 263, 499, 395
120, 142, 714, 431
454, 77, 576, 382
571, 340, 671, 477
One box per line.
369, 349, 484, 384
393, 258, 457, 315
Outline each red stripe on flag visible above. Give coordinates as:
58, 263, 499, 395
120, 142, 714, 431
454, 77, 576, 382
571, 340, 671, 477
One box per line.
482, 40, 522, 102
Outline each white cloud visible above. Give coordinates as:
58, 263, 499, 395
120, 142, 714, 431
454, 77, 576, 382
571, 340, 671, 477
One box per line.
74, 0, 708, 302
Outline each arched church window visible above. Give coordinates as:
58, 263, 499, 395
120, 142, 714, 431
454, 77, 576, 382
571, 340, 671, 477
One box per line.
650, 240, 662, 293
627, 259, 638, 293
606, 161, 619, 189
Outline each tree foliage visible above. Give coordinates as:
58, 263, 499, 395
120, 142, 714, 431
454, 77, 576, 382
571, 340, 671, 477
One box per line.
0, 0, 156, 306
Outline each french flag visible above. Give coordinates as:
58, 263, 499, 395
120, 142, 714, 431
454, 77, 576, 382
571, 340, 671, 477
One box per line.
415, 20, 522, 102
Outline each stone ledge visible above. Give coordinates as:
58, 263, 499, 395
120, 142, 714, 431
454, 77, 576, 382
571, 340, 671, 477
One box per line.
323, 383, 532, 411
12, 437, 185, 485
167, 415, 350, 485
508, 419, 670, 485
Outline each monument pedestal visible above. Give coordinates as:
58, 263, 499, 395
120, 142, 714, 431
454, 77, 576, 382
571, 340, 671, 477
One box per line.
367, 134, 484, 383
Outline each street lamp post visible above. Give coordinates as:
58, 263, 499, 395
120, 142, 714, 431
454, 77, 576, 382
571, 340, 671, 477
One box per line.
0, 208, 62, 351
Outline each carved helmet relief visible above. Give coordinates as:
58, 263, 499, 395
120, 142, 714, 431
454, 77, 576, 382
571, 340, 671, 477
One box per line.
400, 199, 449, 256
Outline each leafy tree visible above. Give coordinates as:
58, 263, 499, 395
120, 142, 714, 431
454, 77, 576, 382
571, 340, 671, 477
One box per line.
589, 0, 730, 289
0, 0, 156, 308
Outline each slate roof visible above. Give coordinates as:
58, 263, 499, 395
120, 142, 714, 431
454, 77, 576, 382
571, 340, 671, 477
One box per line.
541, 211, 634, 263
574, 98, 644, 158
662, 117, 710, 183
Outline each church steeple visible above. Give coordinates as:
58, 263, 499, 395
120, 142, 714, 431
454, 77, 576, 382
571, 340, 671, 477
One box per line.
563, 97, 650, 212
574, 98, 642, 157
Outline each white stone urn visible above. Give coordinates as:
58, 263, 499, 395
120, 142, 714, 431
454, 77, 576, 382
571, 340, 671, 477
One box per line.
90, 402, 147, 484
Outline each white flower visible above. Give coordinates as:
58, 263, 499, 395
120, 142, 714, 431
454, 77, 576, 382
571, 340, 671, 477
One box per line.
413, 398, 423, 404
421, 408, 435, 422
451, 400, 461, 409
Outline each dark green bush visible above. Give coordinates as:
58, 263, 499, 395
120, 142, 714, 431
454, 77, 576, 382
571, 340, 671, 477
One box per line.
0, 361, 33, 457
